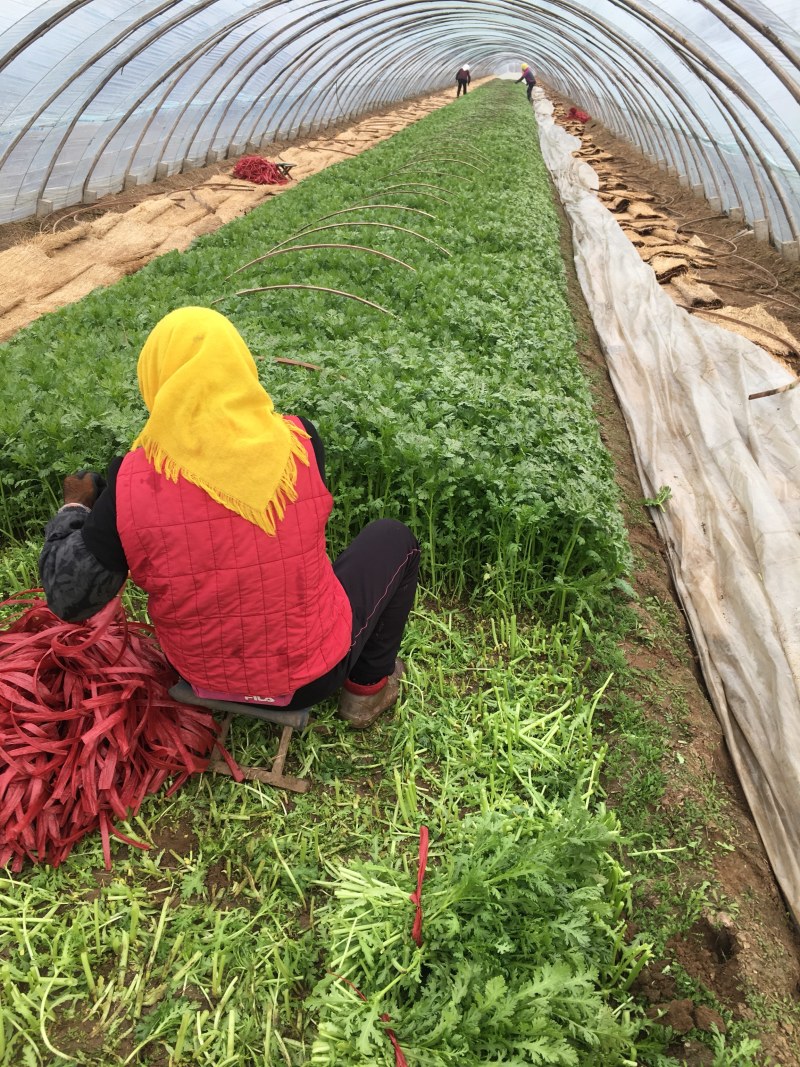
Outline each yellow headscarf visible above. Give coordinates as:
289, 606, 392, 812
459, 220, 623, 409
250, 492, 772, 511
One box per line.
132, 306, 309, 535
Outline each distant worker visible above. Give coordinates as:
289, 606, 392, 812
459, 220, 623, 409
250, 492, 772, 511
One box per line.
516, 63, 537, 102
456, 64, 471, 97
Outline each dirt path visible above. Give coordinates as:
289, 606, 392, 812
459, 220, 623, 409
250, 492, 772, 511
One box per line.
563, 103, 800, 374
1, 82, 798, 1061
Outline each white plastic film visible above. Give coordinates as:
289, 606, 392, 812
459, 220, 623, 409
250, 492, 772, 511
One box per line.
533, 88, 800, 922
0, 1, 797, 240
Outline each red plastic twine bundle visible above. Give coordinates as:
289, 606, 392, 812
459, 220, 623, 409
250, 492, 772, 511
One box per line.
0, 593, 222, 871
232, 156, 290, 185
409, 824, 430, 947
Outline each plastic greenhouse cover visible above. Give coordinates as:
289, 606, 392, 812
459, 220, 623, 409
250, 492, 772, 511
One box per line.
1, 1, 798, 234
532, 88, 800, 923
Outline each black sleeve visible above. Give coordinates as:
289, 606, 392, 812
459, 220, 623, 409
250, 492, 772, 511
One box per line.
81, 456, 128, 572
38, 457, 128, 623
39, 507, 127, 622
298, 417, 327, 488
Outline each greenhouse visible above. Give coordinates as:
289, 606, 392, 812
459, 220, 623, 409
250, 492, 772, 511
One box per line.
1, 2, 799, 1064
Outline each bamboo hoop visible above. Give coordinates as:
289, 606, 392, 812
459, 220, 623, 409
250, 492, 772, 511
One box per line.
228, 243, 417, 278
748, 379, 800, 401
360, 188, 450, 205
364, 181, 452, 199
391, 155, 487, 174
265, 221, 451, 257
213, 284, 396, 317
415, 138, 492, 165
274, 357, 323, 372
314, 204, 436, 223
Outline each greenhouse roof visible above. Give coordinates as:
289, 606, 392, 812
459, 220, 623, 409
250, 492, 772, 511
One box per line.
0, 2, 799, 246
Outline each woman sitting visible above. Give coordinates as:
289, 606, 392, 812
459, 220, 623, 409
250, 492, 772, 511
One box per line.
40, 307, 420, 728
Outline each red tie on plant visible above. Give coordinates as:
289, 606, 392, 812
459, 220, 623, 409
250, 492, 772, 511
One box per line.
0, 592, 229, 871
328, 973, 408, 1067
326, 827, 429, 1066
409, 824, 430, 947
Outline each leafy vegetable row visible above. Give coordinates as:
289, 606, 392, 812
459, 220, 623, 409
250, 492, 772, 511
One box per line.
0, 82, 629, 615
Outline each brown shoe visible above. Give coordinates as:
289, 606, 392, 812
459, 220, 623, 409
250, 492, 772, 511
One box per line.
337, 660, 405, 729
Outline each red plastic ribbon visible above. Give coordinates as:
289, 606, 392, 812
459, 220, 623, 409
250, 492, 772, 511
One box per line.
409, 824, 430, 947
231, 156, 289, 185
380, 1014, 409, 1067
0, 592, 230, 870
328, 973, 408, 1066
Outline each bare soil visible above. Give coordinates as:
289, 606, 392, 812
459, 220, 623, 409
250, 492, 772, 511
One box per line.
2, 81, 799, 1063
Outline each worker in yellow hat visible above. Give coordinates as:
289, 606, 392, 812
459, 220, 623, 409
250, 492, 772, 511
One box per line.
516, 62, 537, 102
40, 307, 420, 730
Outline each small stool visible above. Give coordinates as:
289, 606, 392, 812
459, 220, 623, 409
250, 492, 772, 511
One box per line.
274, 162, 296, 179
169, 679, 312, 793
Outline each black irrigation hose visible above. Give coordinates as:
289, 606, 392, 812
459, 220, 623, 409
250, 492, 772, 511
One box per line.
590, 130, 800, 323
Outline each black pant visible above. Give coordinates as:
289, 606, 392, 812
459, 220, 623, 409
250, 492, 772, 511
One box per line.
457, 79, 469, 97
526, 82, 534, 101
286, 519, 420, 709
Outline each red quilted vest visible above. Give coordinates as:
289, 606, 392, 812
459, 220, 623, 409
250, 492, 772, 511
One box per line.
115, 417, 353, 698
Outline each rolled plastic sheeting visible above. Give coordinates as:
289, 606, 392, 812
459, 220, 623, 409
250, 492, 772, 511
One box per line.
532, 88, 800, 922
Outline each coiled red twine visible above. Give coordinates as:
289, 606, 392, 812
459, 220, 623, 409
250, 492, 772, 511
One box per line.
232, 156, 290, 185
0, 593, 223, 871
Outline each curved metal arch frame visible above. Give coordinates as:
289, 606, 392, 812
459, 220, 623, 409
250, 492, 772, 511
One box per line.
370, 2, 785, 234
670, 45, 782, 232
610, 0, 800, 179
515, 0, 799, 236
240, 3, 642, 142
74, 3, 537, 204
0, 0, 776, 171
143, 16, 285, 172
6, 0, 652, 181
0, 0, 198, 171
184, 2, 419, 160
144, 2, 448, 177
534, 0, 797, 233
702, 0, 800, 88
245, 0, 799, 238
614, 4, 800, 236
286, 7, 701, 199
487, 7, 718, 193
525, 0, 775, 223
146, 0, 364, 171
38, 1, 300, 202
264, 12, 472, 140
0, 0, 797, 243
81, 1, 448, 198
83, 2, 296, 192
230, 2, 462, 146
0, 0, 110, 75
